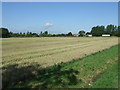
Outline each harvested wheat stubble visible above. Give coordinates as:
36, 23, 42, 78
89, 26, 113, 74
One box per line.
2, 37, 118, 67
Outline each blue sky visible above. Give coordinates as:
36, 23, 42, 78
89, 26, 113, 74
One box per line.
2, 2, 118, 34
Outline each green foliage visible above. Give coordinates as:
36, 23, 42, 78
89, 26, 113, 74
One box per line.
118, 26, 120, 37
78, 30, 86, 36
0, 28, 10, 38
91, 24, 119, 36
67, 32, 73, 36
106, 24, 115, 35
44, 31, 48, 35
91, 26, 105, 36
9, 31, 39, 37
86, 32, 91, 35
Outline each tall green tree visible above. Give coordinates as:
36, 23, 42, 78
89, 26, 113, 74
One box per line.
44, 31, 48, 35
78, 30, 86, 36
91, 26, 105, 36
118, 26, 120, 37
67, 32, 72, 36
40, 31, 43, 35
0, 28, 10, 38
106, 24, 114, 35
113, 26, 118, 36
91, 26, 98, 36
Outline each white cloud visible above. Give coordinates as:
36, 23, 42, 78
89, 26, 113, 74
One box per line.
44, 23, 53, 27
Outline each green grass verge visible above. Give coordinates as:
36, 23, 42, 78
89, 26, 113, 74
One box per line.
89, 62, 118, 88
5, 45, 118, 89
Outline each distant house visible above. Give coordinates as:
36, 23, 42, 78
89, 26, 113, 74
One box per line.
73, 34, 79, 37
86, 34, 92, 37
102, 34, 110, 37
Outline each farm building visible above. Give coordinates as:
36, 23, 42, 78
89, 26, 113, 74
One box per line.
73, 34, 79, 37
86, 34, 92, 37
102, 34, 110, 37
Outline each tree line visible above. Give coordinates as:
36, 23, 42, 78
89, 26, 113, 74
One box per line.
91, 24, 120, 36
0, 24, 120, 38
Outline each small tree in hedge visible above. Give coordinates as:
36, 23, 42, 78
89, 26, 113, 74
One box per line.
0, 28, 10, 38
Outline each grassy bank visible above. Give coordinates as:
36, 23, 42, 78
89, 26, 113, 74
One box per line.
89, 62, 118, 88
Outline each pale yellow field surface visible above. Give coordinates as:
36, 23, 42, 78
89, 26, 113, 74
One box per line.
2, 37, 118, 67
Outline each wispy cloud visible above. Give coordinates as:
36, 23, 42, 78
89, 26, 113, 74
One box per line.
44, 23, 53, 27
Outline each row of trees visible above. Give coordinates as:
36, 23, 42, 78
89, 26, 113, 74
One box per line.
77, 24, 120, 37
0, 24, 120, 38
0, 28, 74, 38
91, 25, 120, 36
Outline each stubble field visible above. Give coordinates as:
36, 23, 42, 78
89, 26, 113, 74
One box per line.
2, 37, 118, 67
